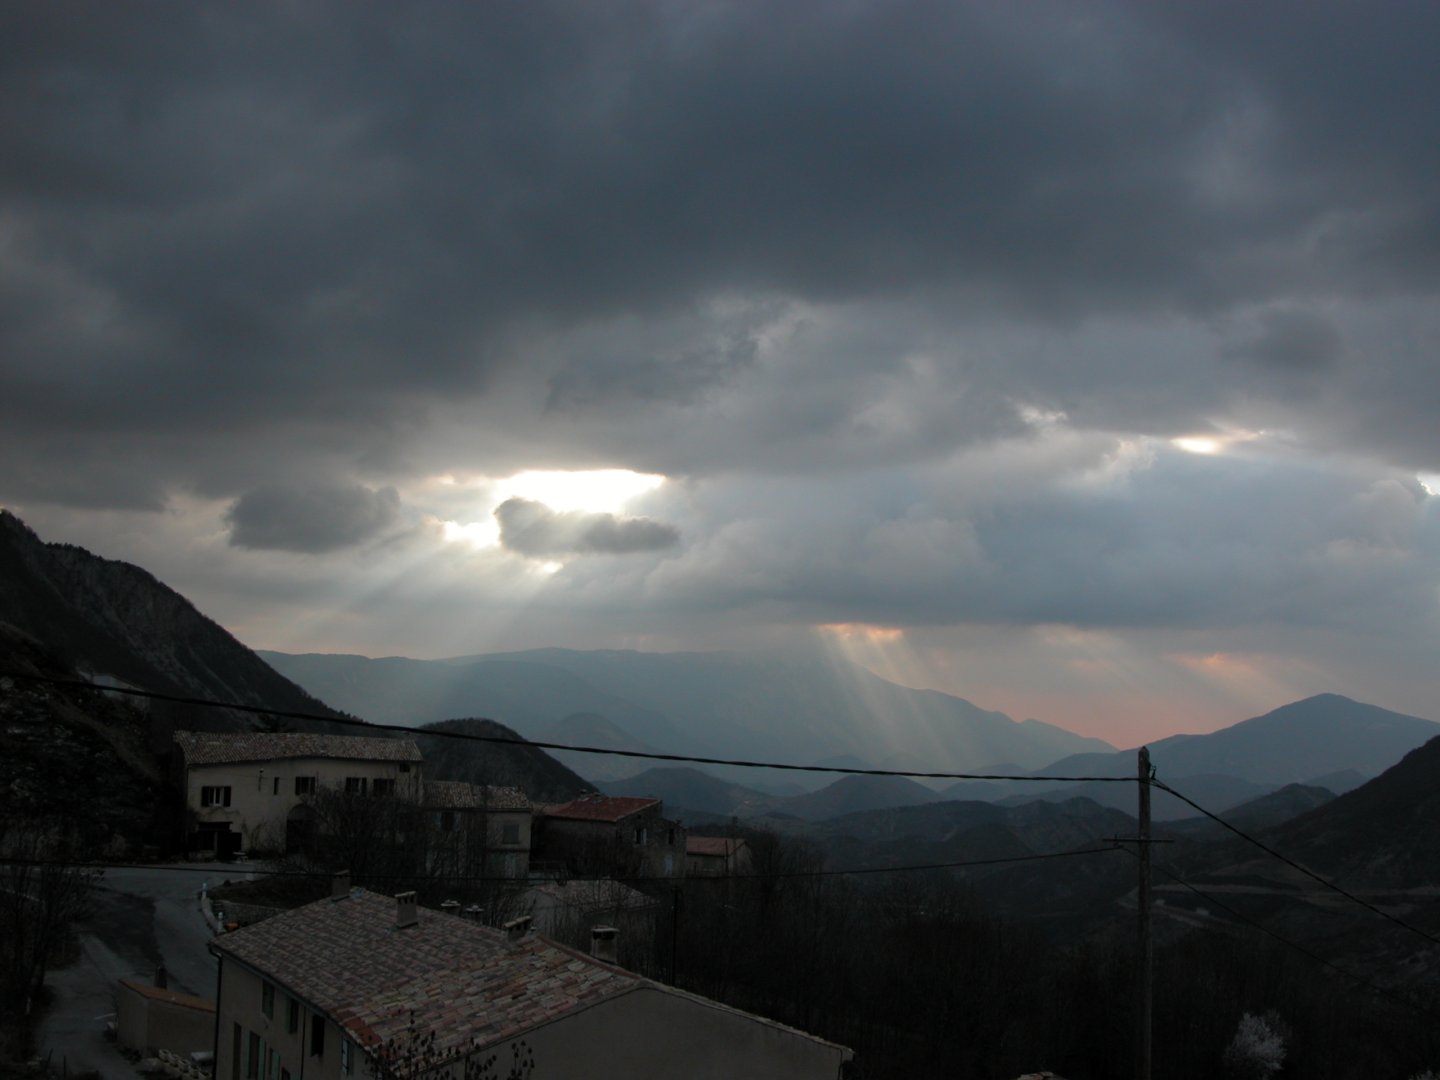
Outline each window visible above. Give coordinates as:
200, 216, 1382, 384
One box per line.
261, 980, 274, 1018
272, 777, 280, 795
667, 828, 676, 847
286, 997, 298, 1034
201, 785, 232, 808
294, 776, 316, 795
232, 1023, 241, 1080
341, 1037, 352, 1075
634, 826, 648, 845
398, 762, 411, 772
310, 1017, 325, 1057
344, 777, 368, 795
246, 1031, 260, 1079
372, 778, 396, 797
439, 811, 456, 832
501, 822, 520, 845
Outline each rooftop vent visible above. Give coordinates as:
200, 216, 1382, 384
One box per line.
590, 925, 619, 964
395, 891, 418, 929
503, 915, 532, 941
331, 870, 351, 901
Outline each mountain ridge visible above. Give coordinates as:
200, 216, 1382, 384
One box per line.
262, 646, 1116, 783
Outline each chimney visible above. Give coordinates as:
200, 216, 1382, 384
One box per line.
503, 915, 532, 941
331, 870, 351, 900
590, 925, 618, 964
395, 891, 418, 929
440, 900, 461, 917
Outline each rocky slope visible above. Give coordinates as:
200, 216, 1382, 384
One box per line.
0, 510, 341, 726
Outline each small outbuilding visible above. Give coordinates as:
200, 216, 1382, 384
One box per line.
116, 977, 215, 1060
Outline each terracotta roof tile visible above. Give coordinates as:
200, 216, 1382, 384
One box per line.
213, 890, 849, 1072
540, 794, 659, 823
174, 730, 421, 767
213, 892, 637, 1064
118, 979, 216, 1013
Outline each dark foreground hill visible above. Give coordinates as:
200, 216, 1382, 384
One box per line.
0, 511, 340, 726
0, 621, 165, 850
1268, 732, 1440, 889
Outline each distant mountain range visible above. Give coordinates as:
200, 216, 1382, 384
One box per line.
596, 694, 1438, 824
260, 647, 1116, 788
601, 766, 946, 823
929, 694, 1439, 821
1036, 694, 1440, 786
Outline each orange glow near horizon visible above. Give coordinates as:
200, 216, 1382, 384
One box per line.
817, 622, 906, 643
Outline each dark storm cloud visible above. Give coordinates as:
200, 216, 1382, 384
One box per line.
225, 483, 400, 553
1226, 309, 1341, 374
3, 0, 1440, 507
634, 449, 1440, 637
494, 497, 679, 557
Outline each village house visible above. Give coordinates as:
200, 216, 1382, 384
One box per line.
533, 794, 686, 880
423, 779, 532, 879
519, 877, 660, 958
685, 836, 751, 877
209, 884, 853, 1079
173, 731, 422, 858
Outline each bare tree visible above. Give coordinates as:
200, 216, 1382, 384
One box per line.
0, 814, 101, 1026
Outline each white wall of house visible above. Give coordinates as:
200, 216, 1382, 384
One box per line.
216, 959, 356, 1080
463, 985, 850, 1080
187, 756, 421, 853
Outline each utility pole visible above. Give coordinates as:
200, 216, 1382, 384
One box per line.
1137, 745, 1153, 1080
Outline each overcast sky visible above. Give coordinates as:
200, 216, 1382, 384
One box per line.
5, 1, 1440, 745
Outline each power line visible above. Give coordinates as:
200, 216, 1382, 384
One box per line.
0, 846, 1122, 885
1152, 777, 1440, 949
1, 670, 1137, 785
1142, 857, 1440, 1026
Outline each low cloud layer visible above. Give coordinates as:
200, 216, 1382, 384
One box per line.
495, 498, 679, 557
226, 484, 400, 553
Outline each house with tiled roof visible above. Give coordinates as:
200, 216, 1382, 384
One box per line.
533, 794, 686, 880
685, 836, 751, 877
210, 885, 852, 1079
422, 780, 532, 879
173, 730, 422, 858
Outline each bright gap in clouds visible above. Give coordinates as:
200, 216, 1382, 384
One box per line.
1170, 428, 1265, 456
1172, 436, 1223, 455
440, 468, 667, 550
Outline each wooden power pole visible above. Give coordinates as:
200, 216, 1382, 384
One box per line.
1137, 745, 1153, 1080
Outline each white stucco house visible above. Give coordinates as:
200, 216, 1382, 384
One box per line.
173, 730, 423, 857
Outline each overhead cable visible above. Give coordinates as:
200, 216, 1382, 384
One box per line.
1142, 856, 1440, 1025
0, 845, 1122, 885
1152, 777, 1440, 949
1, 670, 1137, 784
